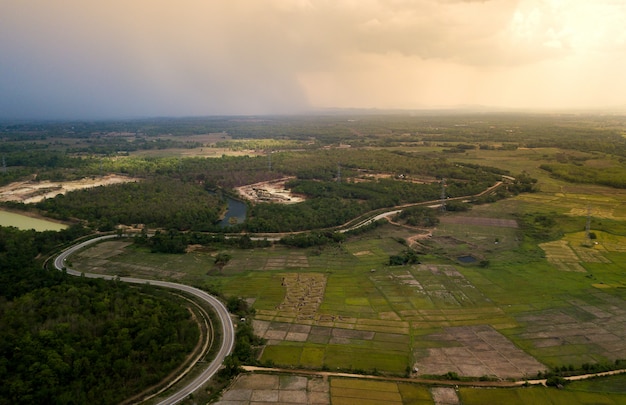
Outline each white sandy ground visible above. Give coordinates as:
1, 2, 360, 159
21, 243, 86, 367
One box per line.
235, 177, 305, 204
0, 174, 138, 204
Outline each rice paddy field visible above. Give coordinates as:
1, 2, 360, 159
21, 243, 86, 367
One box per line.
69, 145, 626, 403
72, 216, 626, 376
214, 373, 626, 405
458, 385, 626, 405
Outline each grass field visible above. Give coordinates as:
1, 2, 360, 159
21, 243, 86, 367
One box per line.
330, 378, 425, 405
568, 374, 626, 394
459, 385, 626, 405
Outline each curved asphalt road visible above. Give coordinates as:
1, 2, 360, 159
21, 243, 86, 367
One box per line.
53, 235, 235, 405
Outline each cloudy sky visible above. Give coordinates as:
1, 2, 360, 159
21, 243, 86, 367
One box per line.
1, 0, 625, 119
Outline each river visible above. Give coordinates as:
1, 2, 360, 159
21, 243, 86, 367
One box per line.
219, 195, 247, 227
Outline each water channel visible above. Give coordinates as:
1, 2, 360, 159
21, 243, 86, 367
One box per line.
219, 195, 247, 227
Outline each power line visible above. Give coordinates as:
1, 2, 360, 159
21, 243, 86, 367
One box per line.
440, 178, 446, 212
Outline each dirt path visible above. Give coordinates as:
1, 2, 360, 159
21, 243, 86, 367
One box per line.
241, 366, 626, 388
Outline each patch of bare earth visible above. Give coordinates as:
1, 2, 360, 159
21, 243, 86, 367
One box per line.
215, 374, 329, 405
235, 177, 305, 204
0, 174, 139, 204
516, 294, 626, 361
414, 325, 546, 379
406, 232, 433, 249
431, 387, 460, 405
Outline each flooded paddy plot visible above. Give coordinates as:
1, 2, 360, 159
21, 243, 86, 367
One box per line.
414, 325, 546, 379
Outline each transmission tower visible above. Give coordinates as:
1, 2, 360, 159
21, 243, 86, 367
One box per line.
1, 155, 5, 174
585, 205, 592, 245
440, 178, 447, 212
337, 163, 341, 183
268, 151, 272, 171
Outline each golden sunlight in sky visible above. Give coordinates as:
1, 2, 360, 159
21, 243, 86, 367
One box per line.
1, 0, 625, 119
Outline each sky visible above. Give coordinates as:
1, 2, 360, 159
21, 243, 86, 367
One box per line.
1, 0, 626, 119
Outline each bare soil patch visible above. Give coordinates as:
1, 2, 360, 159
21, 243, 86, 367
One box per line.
235, 177, 305, 204
431, 387, 460, 405
415, 325, 546, 379
516, 294, 626, 362
0, 174, 138, 204
215, 374, 329, 405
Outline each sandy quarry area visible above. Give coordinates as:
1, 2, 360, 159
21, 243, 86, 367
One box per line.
235, 177, 305, 204
0, 174, 138, 204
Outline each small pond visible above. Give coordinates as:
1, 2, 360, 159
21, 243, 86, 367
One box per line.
457, 255, 477, 264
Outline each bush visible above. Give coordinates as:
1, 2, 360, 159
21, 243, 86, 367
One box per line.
388, 249, 420, 266
545, 376, 568, 387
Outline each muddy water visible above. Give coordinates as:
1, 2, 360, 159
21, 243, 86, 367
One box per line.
0, 209, 67, 231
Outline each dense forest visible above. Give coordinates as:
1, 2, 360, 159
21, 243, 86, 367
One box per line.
36, 178, 224, 231
0, 226, 200, 405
